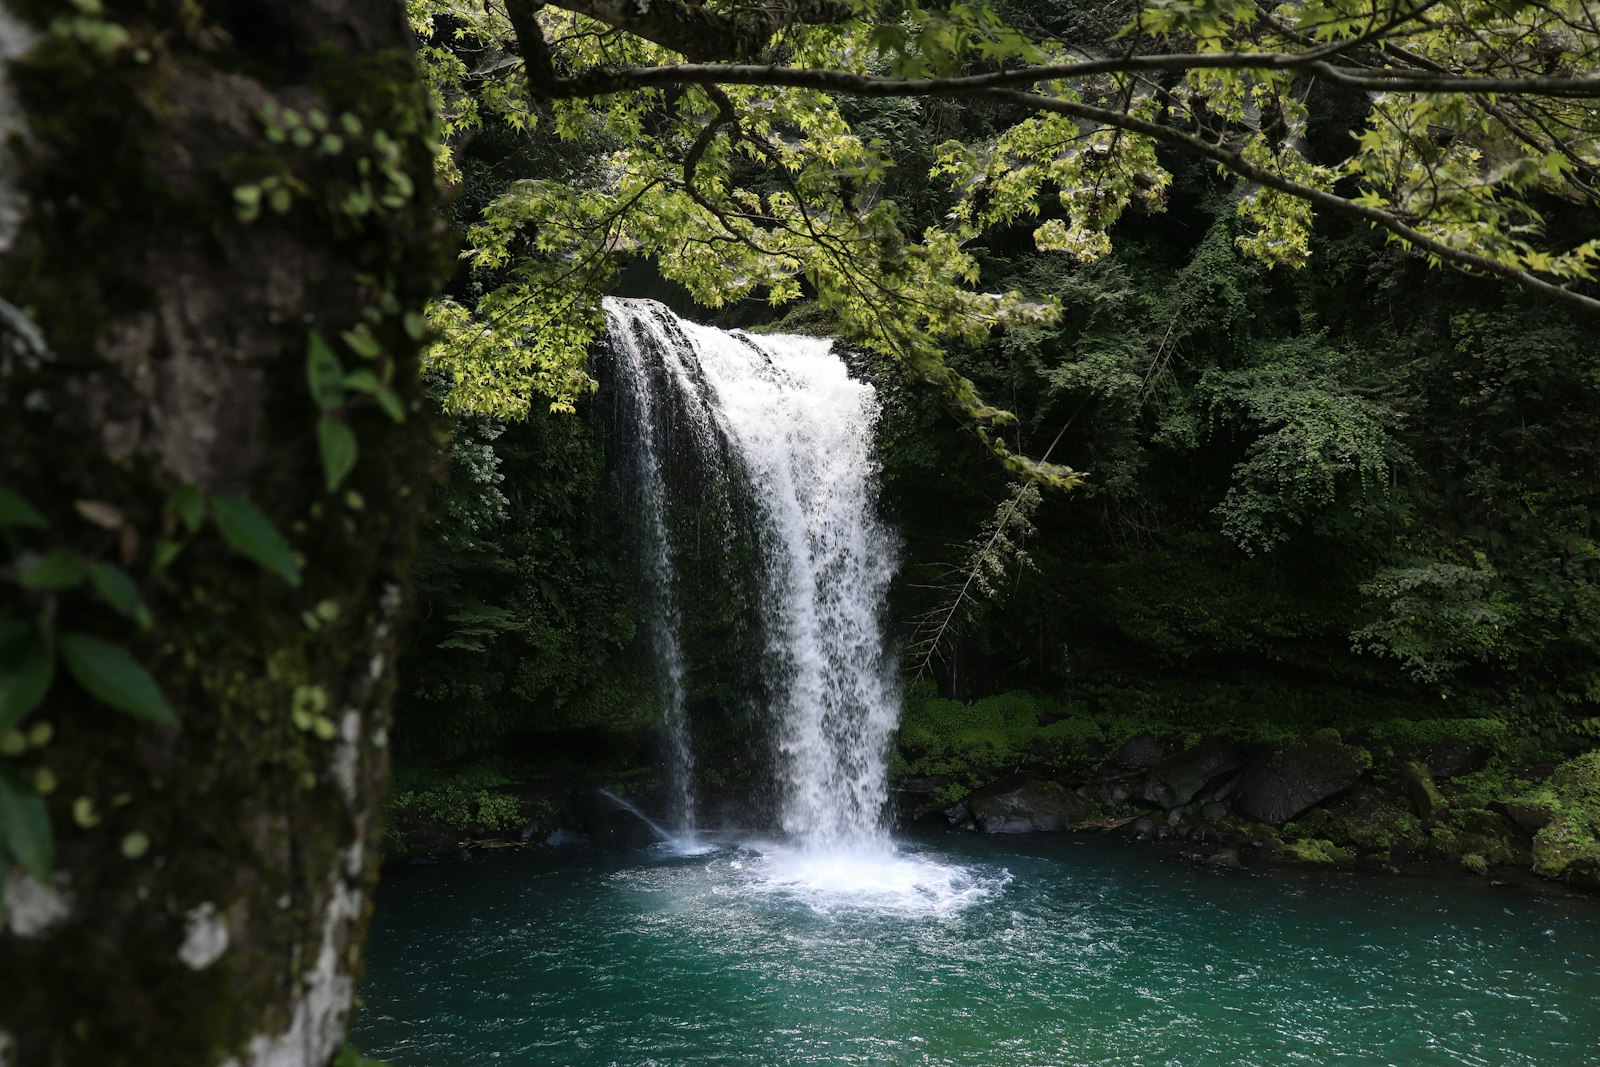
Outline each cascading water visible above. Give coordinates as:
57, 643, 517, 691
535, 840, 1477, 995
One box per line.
603, 298, 902, 852
606, 312, 702, 838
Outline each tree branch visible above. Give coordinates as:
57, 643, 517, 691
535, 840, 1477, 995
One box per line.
554, 54, 1600, 101
540, 62, 1600, 315
543, 0, 854, 62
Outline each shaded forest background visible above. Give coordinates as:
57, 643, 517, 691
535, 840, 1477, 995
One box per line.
392, 69, 1600, 805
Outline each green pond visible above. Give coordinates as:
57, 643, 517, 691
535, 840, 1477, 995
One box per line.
353, 833, 1600, 1066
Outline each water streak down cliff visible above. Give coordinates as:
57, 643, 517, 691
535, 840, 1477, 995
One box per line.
603, 298, 901, 849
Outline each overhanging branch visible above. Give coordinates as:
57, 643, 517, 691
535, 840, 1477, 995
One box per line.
555, 54, 1600, 101
543, 0, 855, 62
538, 60, 1600, 315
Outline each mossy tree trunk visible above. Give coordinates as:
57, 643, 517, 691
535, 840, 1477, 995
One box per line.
0, 3, 442, 1065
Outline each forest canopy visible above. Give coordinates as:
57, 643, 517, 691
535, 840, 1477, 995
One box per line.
413, 0, 1600, 477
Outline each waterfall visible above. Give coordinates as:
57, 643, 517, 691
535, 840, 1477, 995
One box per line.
603, 298, 901, 851
606, 313, 703, 836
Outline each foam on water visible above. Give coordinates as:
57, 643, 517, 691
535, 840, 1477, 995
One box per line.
721, 840, 1011, 919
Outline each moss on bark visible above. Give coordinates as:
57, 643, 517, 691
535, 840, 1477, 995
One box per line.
0, 3, 446, 1064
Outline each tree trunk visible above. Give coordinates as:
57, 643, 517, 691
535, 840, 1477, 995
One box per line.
0, 3, 441, 1064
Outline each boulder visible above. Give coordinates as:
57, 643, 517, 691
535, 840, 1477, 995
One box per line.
1141, 737, 1246, 809
1094, 732, 1167, 781
1494, 799, 1555, 835
1293, 787, 1425, 856
1398, 760, 1448, 822
1527, 753, 1600, 890
1457, 808, 1528, 867
942, 800, 976, 831
1203, 847, 1244, 869
1232, 740, 1368, 825
966, 776, 1094, 833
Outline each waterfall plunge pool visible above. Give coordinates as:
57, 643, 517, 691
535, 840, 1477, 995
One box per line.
352, 832, 1600, 1066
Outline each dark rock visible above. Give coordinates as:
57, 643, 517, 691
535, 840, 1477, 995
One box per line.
895, 775, 957, 822
1420, 741, 1489, 780
1204, 847, 1244, 869
942, 800, 973, 827
1201, 801, 1227, 821
385, 816, 463, 863
1141, 737, 1247, 809
545, 827, 591, 847
1398, 760, 1448, 822
1495, 799, 1555, 835
1457, 808, 1528, 867
1294, 787, 1425, 856
1131, 816, 1158, 838
1094, 732, 1167, 781
573, 790, 665, 850
966, 776, 1094, 833
1232, 740, 1368, 825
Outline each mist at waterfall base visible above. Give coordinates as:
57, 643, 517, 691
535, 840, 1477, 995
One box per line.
354, 304, 1600, 1063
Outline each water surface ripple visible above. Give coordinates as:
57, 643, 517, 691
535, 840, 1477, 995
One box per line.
354, 834, 1600, 1066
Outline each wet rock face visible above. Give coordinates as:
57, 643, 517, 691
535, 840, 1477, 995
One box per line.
963, 776, 1095, 833
573, 791, 664, 850
1232, 741, 1369, 826
1094, 733, 1168, 781
1140, 737, 1247, 810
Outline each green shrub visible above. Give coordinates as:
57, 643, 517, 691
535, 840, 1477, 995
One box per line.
389, 763, 525, 833
1367, 716, 1509, 754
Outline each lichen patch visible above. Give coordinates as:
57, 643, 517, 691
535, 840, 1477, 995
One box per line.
178, 902, 231, 971
3, 867, 70, 938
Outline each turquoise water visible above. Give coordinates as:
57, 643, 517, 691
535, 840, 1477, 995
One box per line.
354, 833, 1600, 1066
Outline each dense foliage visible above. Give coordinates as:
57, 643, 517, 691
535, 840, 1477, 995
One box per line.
883, 170, 1600, 742
392, 0, 1600, 776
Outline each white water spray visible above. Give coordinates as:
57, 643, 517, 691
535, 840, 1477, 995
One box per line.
603, 298, 902, 852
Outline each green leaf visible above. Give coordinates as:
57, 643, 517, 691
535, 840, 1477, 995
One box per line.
0, 634, 53, 734
318, 416, 359, 492
152, 540, 184, 573
0, 487, 48, 529
21, 550, 88, 590
375, 386, 406, 424
0, 767, 54, 881
344, 368, 380, 393
166, 485, 205, 534
306, 331, 346, 414
210, 494, 301, 587
340, 325, 382, 360
59, 632, 178, 726
89, 562, 151, 630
